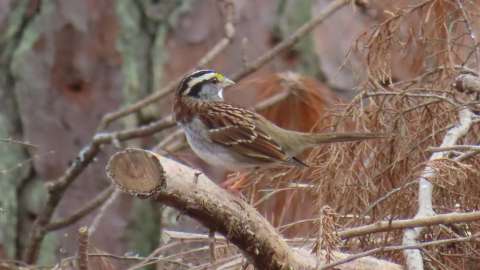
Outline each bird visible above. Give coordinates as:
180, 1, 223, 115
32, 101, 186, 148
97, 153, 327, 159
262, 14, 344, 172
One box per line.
173, 69, 383, 171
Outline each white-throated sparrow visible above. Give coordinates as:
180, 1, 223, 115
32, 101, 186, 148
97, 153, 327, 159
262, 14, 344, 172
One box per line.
174, 70, 383, 170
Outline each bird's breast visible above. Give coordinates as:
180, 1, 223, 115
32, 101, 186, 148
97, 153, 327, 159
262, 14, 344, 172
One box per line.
181, 117, 257, 170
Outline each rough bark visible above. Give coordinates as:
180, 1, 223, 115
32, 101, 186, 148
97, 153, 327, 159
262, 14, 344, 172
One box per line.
0, 0, 40, 259
106, 148, 401, 270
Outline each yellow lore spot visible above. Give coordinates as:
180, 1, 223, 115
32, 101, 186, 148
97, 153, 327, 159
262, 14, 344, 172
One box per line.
214, 73, 225, 81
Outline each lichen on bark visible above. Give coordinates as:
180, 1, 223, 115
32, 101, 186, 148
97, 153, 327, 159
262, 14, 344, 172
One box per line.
0, 0, 57, 262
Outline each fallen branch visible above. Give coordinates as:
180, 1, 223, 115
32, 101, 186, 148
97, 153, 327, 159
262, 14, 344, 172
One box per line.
106, 148, 401, 270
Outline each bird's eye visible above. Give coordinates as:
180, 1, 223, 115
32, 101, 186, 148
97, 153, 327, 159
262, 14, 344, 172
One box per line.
211, 78, 219, 83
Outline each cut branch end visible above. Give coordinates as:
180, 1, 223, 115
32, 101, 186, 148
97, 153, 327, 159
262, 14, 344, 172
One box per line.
106, 148, 165, 197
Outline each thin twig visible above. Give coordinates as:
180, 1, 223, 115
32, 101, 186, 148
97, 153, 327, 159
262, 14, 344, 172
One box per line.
153, 128, 185, 153
59, 252, 190, 269
78, 226, 89, 270
46, 185, 115, 231
364, 92, 460, 107
231, 0, 349, 81
123, 242, 191, 269
253, 90, 291, 111
197, 0, 235, 68
0, 138, 37, 149
428, 145, 480, 152
455, 149, 480, 161
209, 229, 217, 268
360, 181, 418, 217
89, 189, 121, 235
340, 211, 480, 239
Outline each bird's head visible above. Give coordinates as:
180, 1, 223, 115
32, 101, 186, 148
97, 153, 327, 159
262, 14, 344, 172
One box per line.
176, 70, 235, 101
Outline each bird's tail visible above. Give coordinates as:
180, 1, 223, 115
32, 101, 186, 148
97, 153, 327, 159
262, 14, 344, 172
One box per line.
277, 127, 386, 156
307, 132, 386, 145
287, 132, 385, 155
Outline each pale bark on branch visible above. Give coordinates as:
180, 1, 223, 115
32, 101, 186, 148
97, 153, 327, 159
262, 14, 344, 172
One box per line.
105, 148, 401, 270
402, 105, 475, 269
401, 73, 479, 269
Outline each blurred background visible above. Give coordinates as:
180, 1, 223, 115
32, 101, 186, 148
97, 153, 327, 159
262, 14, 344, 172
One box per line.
1, 0, 480, 269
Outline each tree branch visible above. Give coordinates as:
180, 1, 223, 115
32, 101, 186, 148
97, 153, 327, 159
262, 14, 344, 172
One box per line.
45, 185, 115, 231
23, 117, 175, 263
339, 211, 480, 239
230, 0, 349, 81
428, 145, 480, 152
105, 148, 401, 270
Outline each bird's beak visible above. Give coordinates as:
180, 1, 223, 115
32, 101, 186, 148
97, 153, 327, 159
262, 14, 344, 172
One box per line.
220, 77, 235, 88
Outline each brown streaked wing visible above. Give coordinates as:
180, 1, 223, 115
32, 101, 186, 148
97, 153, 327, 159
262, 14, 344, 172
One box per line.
197, 102, 292, 164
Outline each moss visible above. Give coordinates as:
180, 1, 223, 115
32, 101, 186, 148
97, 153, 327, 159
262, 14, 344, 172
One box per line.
0, 117, 25, 258
0, 0, 44, 259
36, 233, 58, 266
0, 0, 30, 44
0, 0, 58, 261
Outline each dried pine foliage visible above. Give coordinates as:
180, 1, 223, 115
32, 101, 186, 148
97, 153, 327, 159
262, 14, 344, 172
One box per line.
311, 205, 340, 264
229, 0, 480, 267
